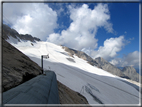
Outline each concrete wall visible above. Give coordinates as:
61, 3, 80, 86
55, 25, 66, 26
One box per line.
3, 70, 60, 104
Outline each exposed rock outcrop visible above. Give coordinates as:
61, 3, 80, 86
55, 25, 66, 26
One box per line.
94, 57, 141, 82
122, 66, 140, 82
2, 24, 40, 43
2, 39, 42, 92
94, 57, 125, 77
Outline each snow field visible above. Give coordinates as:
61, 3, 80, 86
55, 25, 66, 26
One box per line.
11, 40, 140, 104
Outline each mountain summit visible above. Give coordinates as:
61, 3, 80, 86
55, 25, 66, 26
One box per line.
94, 57, 140, 82
122, 66, 139, 82
3, 24, 40, 44
94, 57, 124, 77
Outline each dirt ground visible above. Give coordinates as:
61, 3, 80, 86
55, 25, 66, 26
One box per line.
57, 81, 89, 104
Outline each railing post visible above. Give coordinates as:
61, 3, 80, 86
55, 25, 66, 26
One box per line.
41, 54, 49, 74
41, 55, 43, 74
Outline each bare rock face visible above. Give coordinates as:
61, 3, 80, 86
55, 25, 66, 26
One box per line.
3, 24, 20, 40
94, 57, 141, 82
2, 39, 42, 92
3, 24, 40, 43
19, 34, 40, 42
94, 57, 125, 77
122, 66, 140, 82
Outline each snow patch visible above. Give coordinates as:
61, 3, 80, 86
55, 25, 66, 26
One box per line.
6, 36, 20, 44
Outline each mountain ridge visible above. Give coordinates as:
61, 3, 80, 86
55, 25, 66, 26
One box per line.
3, 24, 140, 82
62, 47, 140, 82
3, 24, 40, 43
2, 24, 140, 104
122, 66, 139, 82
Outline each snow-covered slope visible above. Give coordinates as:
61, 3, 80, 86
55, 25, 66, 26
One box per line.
9, 40, 140, 105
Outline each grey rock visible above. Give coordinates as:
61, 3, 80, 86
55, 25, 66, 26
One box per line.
2, 24, 41, 43
19, 34, 40, 42
122, 66, 140, 82
94, 57, 124, 77
94, 57, 141, 82
2, 39, 42, 92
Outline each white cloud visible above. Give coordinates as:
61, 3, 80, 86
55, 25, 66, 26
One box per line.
47, 3, 113, 51
3, 3, 58, 40
83, 36, 125, 60
95, 36, 125, 59
110, 51, 140, 68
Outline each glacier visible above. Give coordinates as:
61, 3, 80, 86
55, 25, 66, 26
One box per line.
8, 40, 141, 105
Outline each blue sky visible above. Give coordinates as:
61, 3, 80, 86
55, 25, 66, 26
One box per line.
47, 3, 139, 68
47, 3, 139, 53
109, 3, 139, 53
3, 2, 140, 69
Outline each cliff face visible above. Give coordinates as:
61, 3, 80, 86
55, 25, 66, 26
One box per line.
2, 24, 40, 43
2, 39, 42, 92
2, 24, 42, 92
122, 66, 140, 82
94, 57, 141, 82
94, 57, 125, 77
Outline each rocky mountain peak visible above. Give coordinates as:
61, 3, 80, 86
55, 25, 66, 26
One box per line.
122, 66, 139, 82
94, 57, 140, 82
3, 24, 41, 43
94, 57, 124, 77
95, 57, 107, 64
122, 66, 137, 73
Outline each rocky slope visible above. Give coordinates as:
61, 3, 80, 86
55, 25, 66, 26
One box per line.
3, 24, 40, 43
2, 38, 42, 92
94, 57, 141, 82
62, 46, 124, 77
94, 57, 125, 77
62, 47, 140, 82
2, 24, 89, 104
122, 66, 140, 82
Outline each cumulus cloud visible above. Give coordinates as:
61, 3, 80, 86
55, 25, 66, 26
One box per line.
47, 3, 113, 50
110, 51, 140, 68
3, 3, 58, 40
91, 36, 125, 60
